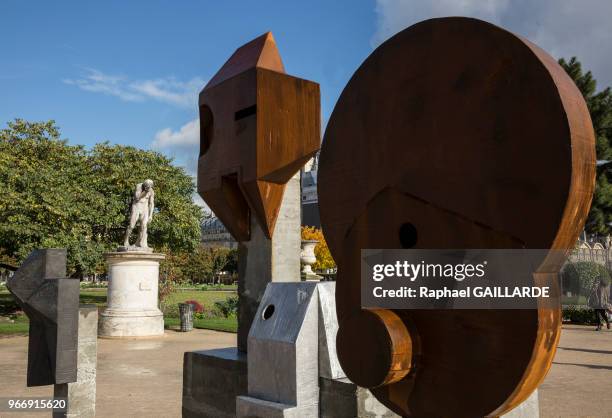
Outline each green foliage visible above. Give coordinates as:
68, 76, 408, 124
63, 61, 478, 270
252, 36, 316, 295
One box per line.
0, 119, 203, 277
79, 281, 107, 289
0, 315, 29, 336
159, 246, 238, 287
562, 261, 611, 296
214, 295, 239, 318
224, 249, 238, 274
164, 316, 237, 333
301, 226, 336, 271
562, 305, 595, 324
559, 58, 612, 234
0, 290, 21, 315
160, 289, 235, 318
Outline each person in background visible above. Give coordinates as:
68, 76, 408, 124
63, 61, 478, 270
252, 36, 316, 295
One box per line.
589, 277, 611, 331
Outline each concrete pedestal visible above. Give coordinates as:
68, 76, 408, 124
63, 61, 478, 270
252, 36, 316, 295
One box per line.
98, 251, 165, 337
320, 378, 399, 418
53, 305, 98, 418
182, 348, 247, 418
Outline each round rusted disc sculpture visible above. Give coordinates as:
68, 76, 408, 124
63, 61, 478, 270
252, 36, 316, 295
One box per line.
318, 17, 595, 417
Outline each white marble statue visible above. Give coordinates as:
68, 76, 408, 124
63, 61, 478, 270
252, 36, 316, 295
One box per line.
123, 179, 155, 250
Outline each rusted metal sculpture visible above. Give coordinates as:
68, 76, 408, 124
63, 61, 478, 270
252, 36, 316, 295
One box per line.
7, 249, 79, 386
198, 32, 320, 241
318, 17, 596, 417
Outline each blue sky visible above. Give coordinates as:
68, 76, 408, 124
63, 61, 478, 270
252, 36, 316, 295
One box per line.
0, 1, 375, 174
2, 0, 611, 179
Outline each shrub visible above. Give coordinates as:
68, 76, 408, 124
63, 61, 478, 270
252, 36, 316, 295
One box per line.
562, 305, 595, 324
214, 296, 238, 318
185, 300, 204, 313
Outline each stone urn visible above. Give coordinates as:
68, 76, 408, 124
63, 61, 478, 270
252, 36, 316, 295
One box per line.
301, 239, 321, 280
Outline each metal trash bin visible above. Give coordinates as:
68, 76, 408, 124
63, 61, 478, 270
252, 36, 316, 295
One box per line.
179, 303, 194, 332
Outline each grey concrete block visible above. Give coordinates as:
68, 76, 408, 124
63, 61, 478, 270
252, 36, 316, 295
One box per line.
182, 348, 247, 418
501, 390, 539, 418
53, 305, 98, 418
237, 173, 301, 352
320, 378, 400, 418
317, 282, 345, 380
247, 282, 319, 408
237, 395, 316, 418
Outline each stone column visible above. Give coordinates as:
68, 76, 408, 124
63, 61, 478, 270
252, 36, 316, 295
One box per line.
53, 305, 98, 418
98, 251, 165, 337
237, 172, 301, 351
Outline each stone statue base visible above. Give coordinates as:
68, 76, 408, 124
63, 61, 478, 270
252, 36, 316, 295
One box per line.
98, 251, 165, 338
116, 245, 153, 253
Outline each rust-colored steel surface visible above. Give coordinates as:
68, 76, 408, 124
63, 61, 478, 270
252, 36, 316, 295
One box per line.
198, 32, 320, 241
318, 18, 596, 417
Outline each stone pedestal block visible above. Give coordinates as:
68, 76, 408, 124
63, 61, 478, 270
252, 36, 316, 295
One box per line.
182, 348, 247, 418
317, 282, 344, 380
320, 378, 399, 418
53, 305, 98, 418
98, 251, 165, 337
237, 282, 320, 417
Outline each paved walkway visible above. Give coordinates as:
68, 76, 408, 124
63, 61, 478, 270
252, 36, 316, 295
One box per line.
0, 325, 610, 417
540, 325, 612, 418
0, 329, 236, 417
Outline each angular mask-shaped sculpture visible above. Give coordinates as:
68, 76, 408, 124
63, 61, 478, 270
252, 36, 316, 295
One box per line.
7, 249, 79, 386
198, 32, 320, 241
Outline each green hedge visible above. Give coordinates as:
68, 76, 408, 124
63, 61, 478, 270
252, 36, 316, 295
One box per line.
562, 305, 596, 324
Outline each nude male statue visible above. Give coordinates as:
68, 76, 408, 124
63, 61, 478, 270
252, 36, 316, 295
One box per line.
123, 179, 155, 249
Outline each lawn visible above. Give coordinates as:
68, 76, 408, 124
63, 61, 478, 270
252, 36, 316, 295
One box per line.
164, 317, 237, 333
0, 315, 29, 336
0, 288, 237, 335
164, 289, 234, 310
562, 295, 588, 305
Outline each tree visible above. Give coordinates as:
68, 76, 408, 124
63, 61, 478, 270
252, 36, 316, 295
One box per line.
160, 246, 237, 285
224, 248, 238, 275
559, 58, 612, 234
87, 142, 202, 253
562, 261, 610, 297
0, 119, 203, 277
301, 226, 336, 271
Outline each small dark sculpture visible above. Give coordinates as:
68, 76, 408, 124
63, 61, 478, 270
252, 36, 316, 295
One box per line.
7, 249, 79, 386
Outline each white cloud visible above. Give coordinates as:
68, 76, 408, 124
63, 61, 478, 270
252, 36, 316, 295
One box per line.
152, 118, 199, 149
63, 68, 205, 108
63, 69, 143, 102
372, 0, 612, 88
152, 118, 199, 178
152, 118, 204, 207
